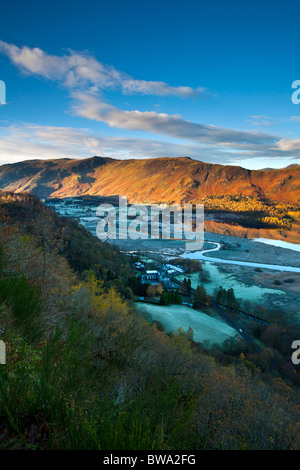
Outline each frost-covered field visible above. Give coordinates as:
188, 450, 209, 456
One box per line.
175, 261, 285, 303
253, 238, 300, 253
136, 303, 236, 346
182, 242, 300, 273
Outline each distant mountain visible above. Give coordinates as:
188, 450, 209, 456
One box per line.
260, 164, 300, 171
285, 164, 299, 169
0, 156, 299, 204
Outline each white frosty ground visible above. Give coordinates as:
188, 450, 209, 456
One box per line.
175, 262, 285, 303
182, 242, 300, 273
136, 303, 236, 346
252, 238, 300, 253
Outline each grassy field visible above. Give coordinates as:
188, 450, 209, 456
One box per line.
136, 303, 236, 346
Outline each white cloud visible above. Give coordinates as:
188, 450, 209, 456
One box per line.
72, 92, 277, 145
248, 115, 276, 127
0, 124, 298, 169
0, 124, 221, 164
251, 121, 273, 127
0, 125, 101, 163
0, 41, 299, 163
275, 139, 300, 151
0, 40, 204, 98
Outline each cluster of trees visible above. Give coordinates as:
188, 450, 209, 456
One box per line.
172, 258, 203, 273
182, 277, 192, 295
203, 288, 300, 388
0, 191, 135, 297
193, 285, 210, 309
0, 192, 300, 450
198, 267, 211, 283
188, 194, 299, 230
160, 291, 182, 305
215, 286, 239, 309
146, 283, 163, 298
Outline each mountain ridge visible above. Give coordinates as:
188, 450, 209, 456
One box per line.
0, 156, 299, 204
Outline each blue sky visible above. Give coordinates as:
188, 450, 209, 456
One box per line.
0, 0, 300, 169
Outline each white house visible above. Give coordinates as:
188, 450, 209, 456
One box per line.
142, 270, 159, 282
